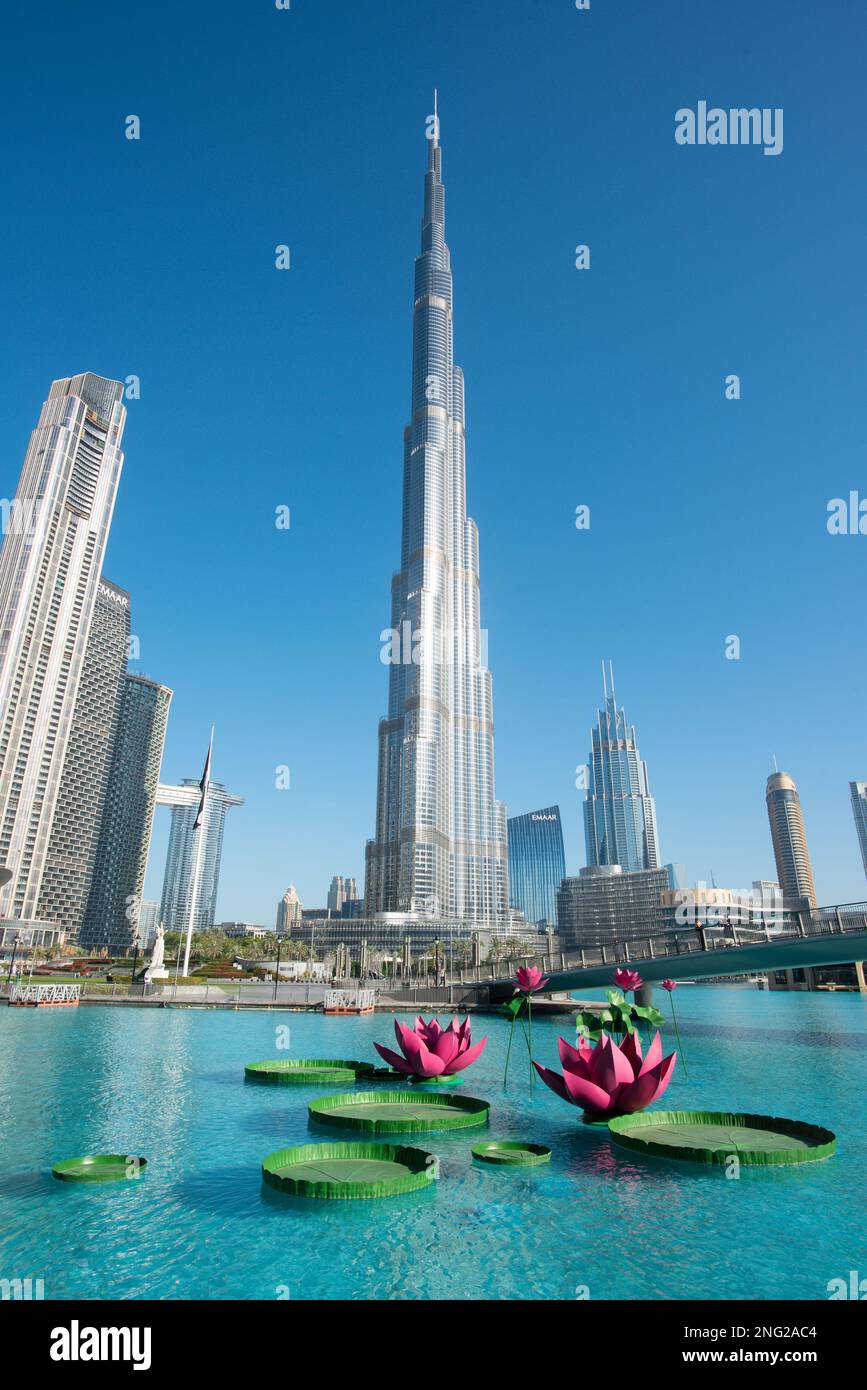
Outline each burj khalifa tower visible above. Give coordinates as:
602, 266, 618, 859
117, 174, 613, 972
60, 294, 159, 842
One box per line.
365, 100, 509, 925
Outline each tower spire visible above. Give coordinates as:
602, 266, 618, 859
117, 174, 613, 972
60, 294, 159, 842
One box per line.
583, 674, 660, 873
426, 92, 441, 175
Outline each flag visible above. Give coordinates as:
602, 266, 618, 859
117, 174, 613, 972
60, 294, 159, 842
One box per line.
194, 729, 213, 830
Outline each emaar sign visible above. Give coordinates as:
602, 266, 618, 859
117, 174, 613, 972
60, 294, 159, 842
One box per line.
98, 582, 129, 607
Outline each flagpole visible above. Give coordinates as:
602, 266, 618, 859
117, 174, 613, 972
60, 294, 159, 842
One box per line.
182, 726, 213, 979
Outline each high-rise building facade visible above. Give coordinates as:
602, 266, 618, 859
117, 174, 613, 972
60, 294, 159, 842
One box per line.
276, 884, 303, 934
766, 771, 817, 907
157, 778, 243, 935
583, 666, 660, 873
507, 806, 566, 927
557, 863, 685, 948
365, 105, 508, 924
37, 579, 130, 937
80, 674, 172, 951
327, 874, 358, 912
850, 782, 867, 880
0, 374, 126, 924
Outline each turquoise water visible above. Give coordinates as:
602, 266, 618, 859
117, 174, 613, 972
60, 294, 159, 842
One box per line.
1, 985, 865, 1301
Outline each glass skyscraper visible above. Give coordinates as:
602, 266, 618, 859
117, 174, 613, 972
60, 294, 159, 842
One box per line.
365, 103, 508, 924
80, 673, 172, 951
850, 782, 867, 881
157, 778, 243, 935
38, 578, 130, 939
508, 807, 565, 928
0, 374, 126, 925
583, 665, 660, 873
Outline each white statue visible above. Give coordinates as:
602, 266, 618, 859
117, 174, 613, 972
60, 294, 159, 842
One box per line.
144, 925, 168, 982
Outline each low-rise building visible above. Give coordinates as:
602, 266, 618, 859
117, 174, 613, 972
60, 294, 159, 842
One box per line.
218, 922, 270, 939
0, 918, 67, 954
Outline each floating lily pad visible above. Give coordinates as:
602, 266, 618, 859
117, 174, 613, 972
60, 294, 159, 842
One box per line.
262, 1141, 436, 1199
471, 1141, 551, 1167
244, 1059, 373, 1085
52, 1154, 148, 1183
308, 1089, 490, 1134
607, 1110, 836, 1166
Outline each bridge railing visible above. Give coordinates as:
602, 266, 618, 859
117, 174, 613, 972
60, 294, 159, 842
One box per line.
443, 901, 867, 988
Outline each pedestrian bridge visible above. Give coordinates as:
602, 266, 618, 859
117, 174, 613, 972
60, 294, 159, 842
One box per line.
392, 901, 867, 1001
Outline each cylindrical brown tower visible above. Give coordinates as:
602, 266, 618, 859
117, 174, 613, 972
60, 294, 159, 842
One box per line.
766, 771, 817, 908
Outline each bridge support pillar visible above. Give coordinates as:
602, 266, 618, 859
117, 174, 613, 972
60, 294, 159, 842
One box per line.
635, 983, 653, 1008
855, 961, 867, 994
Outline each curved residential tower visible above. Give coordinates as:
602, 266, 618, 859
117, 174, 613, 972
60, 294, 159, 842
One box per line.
766, 770, 817, 907
0, 374, 126, 924
365, 103, 508, 924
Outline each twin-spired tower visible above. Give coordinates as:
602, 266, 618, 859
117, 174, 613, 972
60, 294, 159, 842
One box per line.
365, 103, 509, 924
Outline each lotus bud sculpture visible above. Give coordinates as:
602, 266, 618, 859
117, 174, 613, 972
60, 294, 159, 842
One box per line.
374, 1016, 487, 1079
515, 965, 550, 993
503, 965, 551, 1088
661, 978, 688, 1077
534, 1031, 676, 1119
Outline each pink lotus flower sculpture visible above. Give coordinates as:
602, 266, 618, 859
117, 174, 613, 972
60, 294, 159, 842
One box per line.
613, 968, 644, 993
533, 1031, 676, 1118
374, 1015, 487, 1079
515, 965, 550, 994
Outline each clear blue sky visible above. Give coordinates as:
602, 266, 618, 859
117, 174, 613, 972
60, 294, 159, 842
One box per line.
1, 0, 865, 919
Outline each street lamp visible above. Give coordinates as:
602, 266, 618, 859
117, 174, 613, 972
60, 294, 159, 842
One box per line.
5, 936, 19, 989
273, 937, 282, 1003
